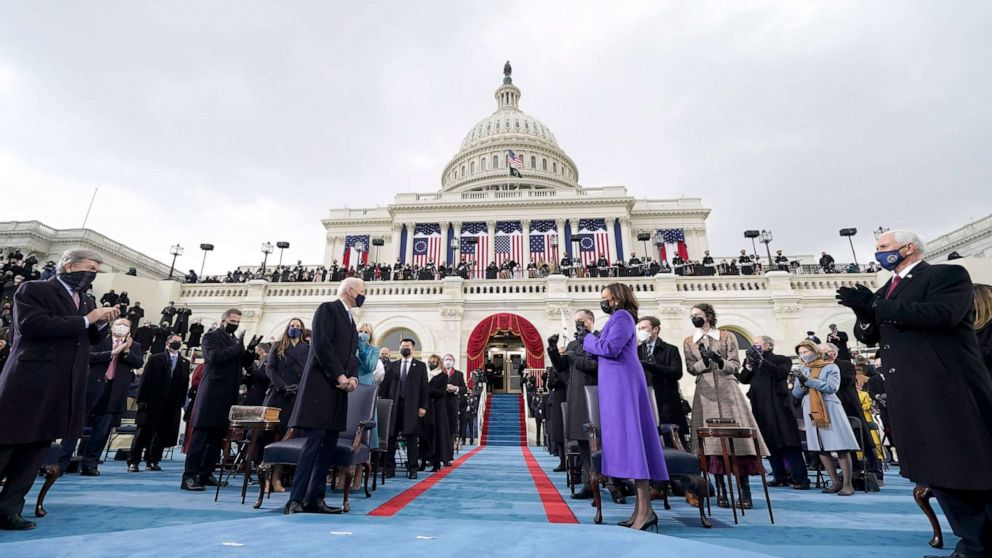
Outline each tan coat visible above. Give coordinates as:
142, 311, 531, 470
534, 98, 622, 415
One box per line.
683, 329, 769, 456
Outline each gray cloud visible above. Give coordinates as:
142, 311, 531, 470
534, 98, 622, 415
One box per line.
0, 1, 988, 273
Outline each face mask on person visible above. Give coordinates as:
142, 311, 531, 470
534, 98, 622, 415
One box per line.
429, 361, 438, 370
112, 324, 130, 337
58, 269, 97, 292
636, 329, 650, 344
875, 244, 908, 271
400, 348, 411, 358
600, 300, 614, 315
225, 322, 239, 334
169, 341, 182, 351
691, 316, 706, 328
357, 331, 370, 344
575, 320, 588, 335
800, 352, 816, 363
288, 327, 302, 339
351, 288, 366, 308
443, 359, 454, 369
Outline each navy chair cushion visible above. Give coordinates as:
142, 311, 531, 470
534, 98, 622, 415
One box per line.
591, 450, 602, 473
330, 441, 370, 466
116, 424, 138, 434
663, 448, 699, 476
43, 442, 62, 466
262, 438, 307, 464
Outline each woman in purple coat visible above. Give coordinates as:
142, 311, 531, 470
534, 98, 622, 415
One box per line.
584, 283, 668, 532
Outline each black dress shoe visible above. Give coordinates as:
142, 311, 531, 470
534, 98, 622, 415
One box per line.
571, 487, 595, 500
127, 464, 140, 473
384, 469, 396, 479
180, 478, 205, 491
284, 501, 305, 514
429, 464, 441, 472
304, 499, 342, 514
201, 474, 228, 487
147, 463, 162, 471
80, 468, 100, 477
0, 513, 36, 531
407, 471, 418, 480
792, 480, 811, 490
552, 464, 567, 473
418, 461, 427, 472
768, 479, 790, 487
443, 461, 451, 467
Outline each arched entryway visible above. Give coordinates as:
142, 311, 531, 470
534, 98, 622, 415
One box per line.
466, 313, 545, 393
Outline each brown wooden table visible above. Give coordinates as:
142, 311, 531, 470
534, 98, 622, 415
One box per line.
214, 419, 280, 504
696, 426, 774, 525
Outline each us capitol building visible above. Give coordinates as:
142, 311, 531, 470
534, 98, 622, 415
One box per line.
164, 62, 880, 398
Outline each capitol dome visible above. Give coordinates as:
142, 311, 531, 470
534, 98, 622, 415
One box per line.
440, 62, 580, 193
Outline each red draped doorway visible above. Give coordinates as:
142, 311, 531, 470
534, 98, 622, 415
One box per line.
466, 313, 545, 392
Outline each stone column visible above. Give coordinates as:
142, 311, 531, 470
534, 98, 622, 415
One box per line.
390, 223, 402, 263
406, 222, 416, 265
605, 217, 618, 264
451, 221, 462, 265
440, 222, 451, 265
486, 220, 496, 265
521, 218, 531, 268
620, 216, 633, 261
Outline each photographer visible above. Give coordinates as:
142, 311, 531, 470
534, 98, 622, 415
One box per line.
739, 336, 809, 489
791, 340, 859, 496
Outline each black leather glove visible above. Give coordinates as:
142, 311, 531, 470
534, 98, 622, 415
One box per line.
284, 384, 299, 396
699, 347, 711, 368
547, 334, 559, 347
710, 352, 724, 369
247, 334, 262, 352
836, 285, 877, 316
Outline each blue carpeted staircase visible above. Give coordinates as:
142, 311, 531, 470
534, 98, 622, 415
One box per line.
482, 394, 523, 446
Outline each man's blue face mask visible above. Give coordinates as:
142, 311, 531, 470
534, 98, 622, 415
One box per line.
875, 244, 909, 271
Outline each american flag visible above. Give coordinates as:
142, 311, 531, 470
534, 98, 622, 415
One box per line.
412, 223, 441, 268
460, 222, 489, 278
342, 234, 370, 268
507, 150, 524, 178
495, 221, 523, 268
577, 218, 609, 266
657, 228, 688, 262
529, 220, 559, 265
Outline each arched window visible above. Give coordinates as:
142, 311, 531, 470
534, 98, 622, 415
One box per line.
515, 120, 520, 129
542, 158, 548, 171
525, 121, 530, 130
552, 162, 557, 173
461, 165, 466, 177
530, 156, 536, 168
492, 155, 499, 168
379, 328, 422, 355
496, 120, 500, 130
481, 157, 487, 171
470, 161, 475, 174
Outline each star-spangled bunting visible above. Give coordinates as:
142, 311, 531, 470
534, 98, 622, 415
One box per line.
412, 223, 441, 268
657, 228, 688, 262
576, 218, 608, 266
494, 221, 522, 267
529, 220, 559, 264
460, 222, 489, 278
342, 234, 370, 268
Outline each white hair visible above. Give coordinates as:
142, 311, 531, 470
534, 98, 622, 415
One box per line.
886, 229, 926, 257
337, 277, 364, 296
57, 249, 103, 272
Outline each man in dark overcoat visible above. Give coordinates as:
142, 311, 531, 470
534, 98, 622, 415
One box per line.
547, 309, 599, 498
839, 229, 992, 558
285, 278, 362, 513
129, 333, 190, 471
0, 249, 117, 530
636, 315, 689, 448
381, 337, 428, 479
739, 335, 809, 488
181, 308, 245, 491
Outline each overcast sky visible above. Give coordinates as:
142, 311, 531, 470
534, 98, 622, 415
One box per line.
1, 1, 989, 275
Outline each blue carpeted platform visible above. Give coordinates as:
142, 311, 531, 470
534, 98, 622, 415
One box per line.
0, 394, 956, 557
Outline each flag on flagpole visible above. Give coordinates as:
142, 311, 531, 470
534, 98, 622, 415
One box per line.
657, 228, 688, 262
412, 223, 442, 267
506, 150, 524, 178
529, 220, 559, 265
577, 218, 609, 266
342, 234, 370, 268
494, 221, 523, 267
460, 222, 489, 278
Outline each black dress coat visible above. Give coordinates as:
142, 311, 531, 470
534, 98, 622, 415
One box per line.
421, 371, 452, 463
0, 277, 107, 444
135, 351, 191, 446
444, 369, 467, 447
639, 338, 689, 437
853, 262, 992, 490
86, 336, 144, 421
977, 325, 992, 380
244, 361, 269, 406
834, 358, 875, 450
187, 322, 205, 348
381, 358, 429, 435
135, 324, 153, 353
289, 300, 357, 432
263, 341, 309, 433
191, 326, 245, 429
548, 335, 599, 441
543, 366, 567, 452
739, 351, 802, 450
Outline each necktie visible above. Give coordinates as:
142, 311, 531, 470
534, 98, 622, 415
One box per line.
885, 275, 902, 299
401, 360, 409, 391
106, 340, 120, 380
71, 291, 80, 309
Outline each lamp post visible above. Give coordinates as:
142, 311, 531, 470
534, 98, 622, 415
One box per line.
275, 241, 290, 267
198, 243, 214, 278
873, 226, 890, 240
759, 229, 774, 268
637, 231, 651, 259
372, 237, 385, 263
744, 230, 760, 259
260, 242, 273, 273
168, 243, 184, 279
839, 228, 858, 266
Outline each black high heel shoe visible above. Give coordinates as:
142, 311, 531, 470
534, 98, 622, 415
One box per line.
632, 511, 659, 533
616, 517, 635, 527
429, 463, 441, 473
